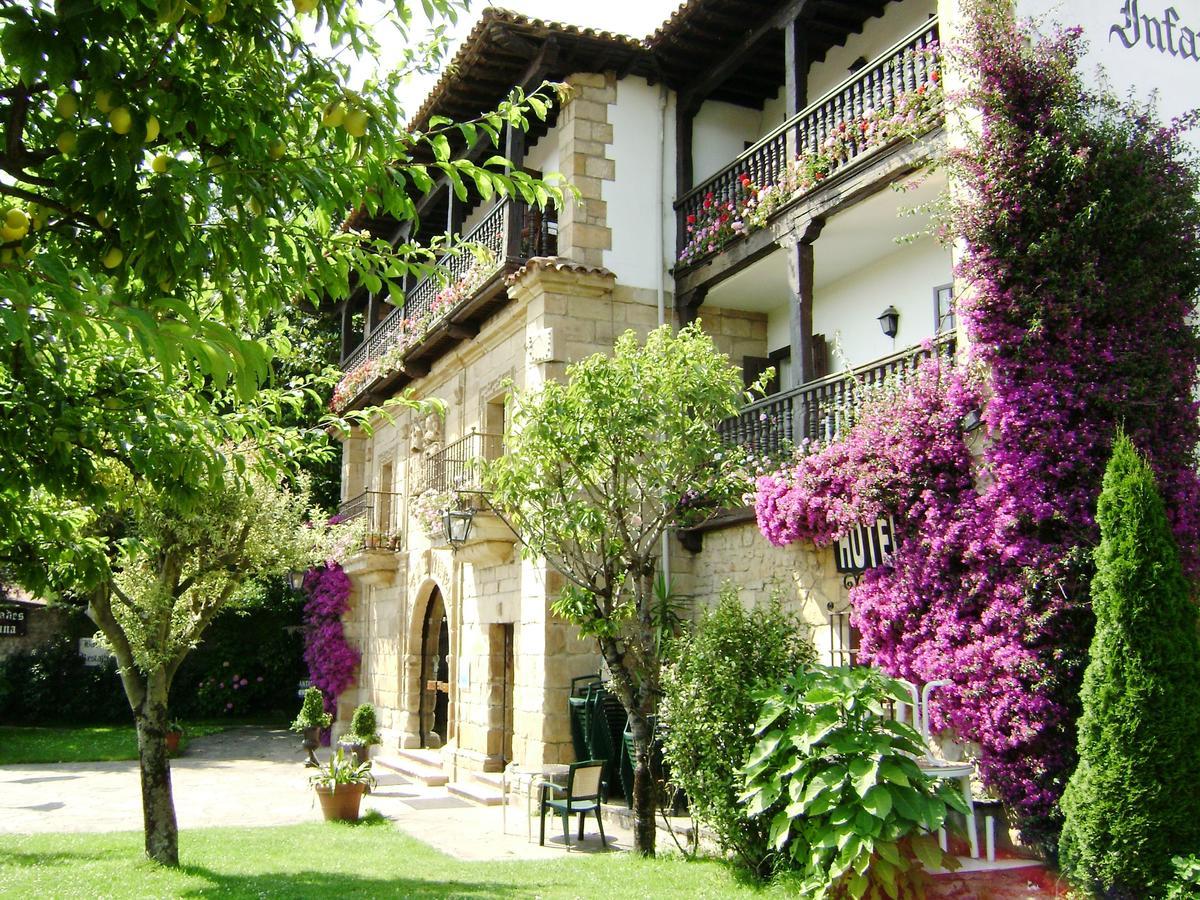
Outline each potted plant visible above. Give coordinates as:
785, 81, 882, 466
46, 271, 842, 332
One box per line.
291, 686, 332, 768
165, 720, 185, 756
338, 703, 382, 767
311, 747, 376, 822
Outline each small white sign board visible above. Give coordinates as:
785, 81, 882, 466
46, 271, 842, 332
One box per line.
78, 637, 113, 667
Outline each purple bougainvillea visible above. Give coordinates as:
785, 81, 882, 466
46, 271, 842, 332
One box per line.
301, 563, 360, 737
756, 0, 1200, 849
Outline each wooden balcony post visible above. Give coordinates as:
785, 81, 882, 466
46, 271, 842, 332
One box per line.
675, 100, 696, 256
788, 218, 823, 440
783, 14, 808, 160
504, 124, 526, 259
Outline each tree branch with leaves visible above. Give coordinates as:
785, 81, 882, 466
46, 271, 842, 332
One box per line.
487, 323, 759, 856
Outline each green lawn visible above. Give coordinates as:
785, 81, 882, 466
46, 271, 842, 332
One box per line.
0, 720, 266, 765
0, 819, 781, 898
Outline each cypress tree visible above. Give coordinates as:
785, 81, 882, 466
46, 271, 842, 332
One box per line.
1059, 434, 1200, 897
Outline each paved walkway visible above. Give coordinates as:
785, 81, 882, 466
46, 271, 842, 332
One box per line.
0, 726, 636, 860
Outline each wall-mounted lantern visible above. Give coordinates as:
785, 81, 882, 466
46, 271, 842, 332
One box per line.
443, 507, 476, 549
877, 306, 900, 340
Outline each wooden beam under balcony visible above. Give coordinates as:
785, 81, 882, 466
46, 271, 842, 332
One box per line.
674, 224, 779, 297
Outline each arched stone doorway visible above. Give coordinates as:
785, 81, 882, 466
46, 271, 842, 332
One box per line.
417, 586, 450, 748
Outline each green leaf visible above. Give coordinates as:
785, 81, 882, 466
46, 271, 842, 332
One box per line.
910, 834, 944, 870
862, 785, 893, 819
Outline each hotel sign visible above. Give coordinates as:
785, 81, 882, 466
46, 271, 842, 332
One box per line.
1016, 1, 1200, 156
0, 605, 28, 637
834, 517, 897, 574
1109, 2, 1199, 61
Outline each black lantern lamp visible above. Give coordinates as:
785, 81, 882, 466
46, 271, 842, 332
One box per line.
443, 506, 476, 549
877, 306, 900, 339
961, 408, 984, 434
285, 569, 306, 592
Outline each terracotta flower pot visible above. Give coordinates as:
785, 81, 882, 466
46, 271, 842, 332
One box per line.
165, 731, 182, 755
315, 783, 367, 822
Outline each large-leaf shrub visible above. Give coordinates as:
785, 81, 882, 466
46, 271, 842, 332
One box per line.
661, 587, 813, 875
741, 666, 966, 899
1059, 436, 1200, 897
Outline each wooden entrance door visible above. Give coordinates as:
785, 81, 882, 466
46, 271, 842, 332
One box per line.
419, 588, 450, 747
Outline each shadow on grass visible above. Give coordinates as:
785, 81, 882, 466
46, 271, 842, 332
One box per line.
175, 867, 525, 899
0, 848, 123, 868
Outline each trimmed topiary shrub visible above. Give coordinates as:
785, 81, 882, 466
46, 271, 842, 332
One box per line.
661, 585, 813, 876
1059, 435, 1200, 896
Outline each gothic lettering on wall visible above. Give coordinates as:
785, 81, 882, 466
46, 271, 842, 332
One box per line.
1110, 1, 1200, 61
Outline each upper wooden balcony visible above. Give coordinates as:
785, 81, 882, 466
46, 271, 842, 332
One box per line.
675, 17, 941, 274
719, 335, 955, 455
334, 198, 556, 412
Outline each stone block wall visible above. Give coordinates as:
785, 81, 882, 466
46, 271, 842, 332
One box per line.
557, 72, 617, 268
671, 520, 849, 662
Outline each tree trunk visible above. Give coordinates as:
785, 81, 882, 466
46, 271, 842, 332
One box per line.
628, 708, 657, 857
135, 687, 179, 866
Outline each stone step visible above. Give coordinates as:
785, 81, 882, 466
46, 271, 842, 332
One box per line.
469, 770, 505, 791
373, 752, 448, 788
446, 779, 504, 807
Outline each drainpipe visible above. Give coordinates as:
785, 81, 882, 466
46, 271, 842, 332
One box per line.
656, 83, 672, 592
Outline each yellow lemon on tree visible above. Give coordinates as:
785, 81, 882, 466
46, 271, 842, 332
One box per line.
96, 210, 110, 228
268, 138, 286, 160
109, 106, 132, 134
152, 154, 171, 174
321, 102, 346, 128
56, 130, 77, 155
206, 0, 228, 23
206, 153, 226, 172
293, 0, 318, 14
94, 89, 114, 113
343, 108, 369, 138
55, 93, 79, 119
102, 247, 123, 269
145, 115, 161, 143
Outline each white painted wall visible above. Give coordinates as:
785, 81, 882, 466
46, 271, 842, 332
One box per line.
604, 76, 676, 295
808, 0, 939, 100
813, 234, 952, 372
1014, 0, 1200, 154
692, 99, 763, 183
757, 87, 786, 143
524, 122, 560, 177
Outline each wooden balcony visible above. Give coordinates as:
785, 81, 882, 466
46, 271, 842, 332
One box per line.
675, 17, 941, 270
719, 336, 956, 455
336, 199, 556, 411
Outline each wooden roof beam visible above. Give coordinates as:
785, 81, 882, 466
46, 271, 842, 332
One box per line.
680, 0, 812, 110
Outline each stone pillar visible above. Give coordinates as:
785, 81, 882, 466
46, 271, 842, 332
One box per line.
556, 71, 616, 268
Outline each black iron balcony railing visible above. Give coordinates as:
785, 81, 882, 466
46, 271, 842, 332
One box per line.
337, 490, 403, 551
720, 336, 956, 455
675, 17, 940, 265
339, 199, 556, 394
423, 430, 504, 495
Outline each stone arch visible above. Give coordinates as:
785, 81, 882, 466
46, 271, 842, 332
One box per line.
402, 578, 452, 749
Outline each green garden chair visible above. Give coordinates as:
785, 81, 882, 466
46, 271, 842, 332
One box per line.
538, 759, 608, 850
